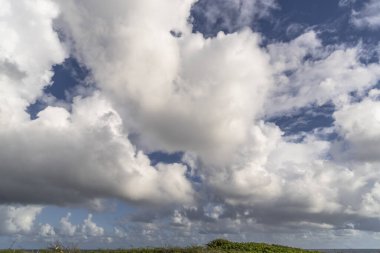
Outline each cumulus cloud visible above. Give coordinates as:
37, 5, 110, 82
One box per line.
333, 94, 380, 163
0, 205, 42, 235
0, 0, 193, 207
60, 213, 77, 237
0, 92, 193, 206
56, 0, 273, 166
81, 214, 104, 238
59, 213, 105, 239
164, 28, 380, 230
0, 0, 66, 124
4, 0, 380, 246
39, 223, 56, 238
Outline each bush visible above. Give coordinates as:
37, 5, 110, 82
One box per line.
205, 239, 320, 253
206, 239, 232, 249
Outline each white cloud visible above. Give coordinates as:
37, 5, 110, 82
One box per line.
0, 92, 193, 206
333, 95, 380, 162
81, 214, 104, 238
0, 0, 194, 207
59, 213, 105, 240
4, 0, 380, 244
0, 0, 66, 125
51, 0, 380, 236
59, 213, 77, 236
203, 122, 344, 214
268, 31, 322, 74
39, 223, 56, 237
205, 122, 283, 205
0, 205, 42, 235
267, 31, 380, 116
352, 0, 380, 29
57, 1, 273, 166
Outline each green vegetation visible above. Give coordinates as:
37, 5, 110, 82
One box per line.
0, 239, 320, 253
0, 251, 25, 253
205, 239, 320, 253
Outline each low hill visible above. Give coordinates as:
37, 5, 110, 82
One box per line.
205, 238, 319, 253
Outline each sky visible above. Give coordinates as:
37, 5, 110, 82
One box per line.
2, 0, 380, 250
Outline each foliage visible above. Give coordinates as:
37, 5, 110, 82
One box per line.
0, 250, 25, 253
206, 239, 320, 253
0, 239, 321, 253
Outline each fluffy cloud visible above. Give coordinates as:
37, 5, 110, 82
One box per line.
0, 0, 66, 125
0, 0, 193, 207
0, 92, 193, 206
4, 0, 380, 245
0, 205, 42, 235
56, 0, 273, 165
60, 213, 77, 237
169, 26, 380, 224
333, 95, 380, 162
39, 223, 56, 238
196, 97, 380, 233
81, 214, 104, 238
59, 213, 104, 238
328, 94, 380, 219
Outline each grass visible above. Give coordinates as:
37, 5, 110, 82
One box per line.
0, 239, 321, 253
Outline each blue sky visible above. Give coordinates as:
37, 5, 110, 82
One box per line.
2, 0, 380, 250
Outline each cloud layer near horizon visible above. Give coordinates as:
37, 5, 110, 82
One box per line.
2, 0, 380, 247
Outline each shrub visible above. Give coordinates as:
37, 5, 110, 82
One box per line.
206, 239, 232, 249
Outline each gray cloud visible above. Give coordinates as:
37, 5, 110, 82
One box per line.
0, 60, 26, 80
